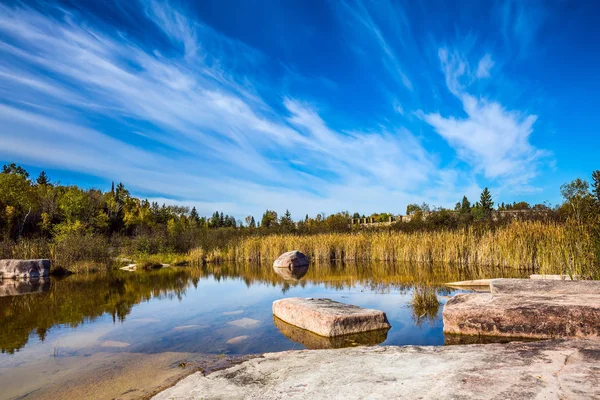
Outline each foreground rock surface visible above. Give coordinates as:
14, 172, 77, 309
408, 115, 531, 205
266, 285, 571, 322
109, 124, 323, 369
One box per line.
154, 339, 600, 400
443, 292, 600, 338
490, 278, 600, 295
273, 297, 390, 337
272, 251, 309, 268
0, 259, 50, 279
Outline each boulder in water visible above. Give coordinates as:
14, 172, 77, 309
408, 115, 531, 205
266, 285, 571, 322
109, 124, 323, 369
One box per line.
0, 259, 50, 280
273, 251, 309, 268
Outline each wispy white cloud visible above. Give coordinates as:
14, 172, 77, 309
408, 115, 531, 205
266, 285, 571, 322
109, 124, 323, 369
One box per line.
423, 48, 549, 187
476, 53, 494, 78
0, 1, 478, 217
338, 0, 413, 91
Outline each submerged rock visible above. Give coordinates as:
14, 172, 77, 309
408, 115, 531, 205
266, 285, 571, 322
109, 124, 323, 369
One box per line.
153, 339, 600, 400
272, 297, 390, 337
272, 251, 309, 268
0, 259, 50, 280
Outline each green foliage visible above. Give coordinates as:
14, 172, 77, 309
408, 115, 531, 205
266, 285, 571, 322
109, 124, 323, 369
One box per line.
261, 210, 278, 228
479, 188, 494, 216
592, 170, 600, 204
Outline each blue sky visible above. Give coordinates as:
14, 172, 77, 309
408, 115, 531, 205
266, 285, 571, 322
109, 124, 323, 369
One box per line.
1, 0, 599, 219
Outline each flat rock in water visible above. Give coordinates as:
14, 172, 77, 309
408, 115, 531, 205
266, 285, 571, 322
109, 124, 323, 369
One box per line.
273, 251, 309, 268
490, 278, 600, 295
153, 339, 600, 400
0, 259, 50, 280
443, 292, 600, 339
272, 297, 390, 337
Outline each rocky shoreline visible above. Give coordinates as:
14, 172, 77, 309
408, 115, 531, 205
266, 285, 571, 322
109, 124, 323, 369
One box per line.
154, 339, 600, 399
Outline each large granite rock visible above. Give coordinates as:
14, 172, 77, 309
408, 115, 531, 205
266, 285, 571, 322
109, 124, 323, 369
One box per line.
0, 278, 50, 297
272, 297, 390, 337
0, 259, 50, 279
154, 339, 600, 400
273, 251, 309, 268
443, 292, 600, 339
490, 278, 600, 295
530, 274, 580, 280
273, 316, 389, 349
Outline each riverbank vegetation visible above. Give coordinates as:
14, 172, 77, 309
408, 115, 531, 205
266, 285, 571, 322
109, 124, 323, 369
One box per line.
1, 163, 599, 276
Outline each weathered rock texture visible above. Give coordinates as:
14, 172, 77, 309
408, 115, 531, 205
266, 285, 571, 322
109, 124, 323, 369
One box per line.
154, 339, 600, 400
0, 259, 50, 279
272, 297, 390, 337
443, 292, 600, 339
273, 316, 389, 349
530, 274, 580, 280
272, 251, 309, 268
445, 279, 492, 287
490, 278, 600, 295
0, 278, 50, 297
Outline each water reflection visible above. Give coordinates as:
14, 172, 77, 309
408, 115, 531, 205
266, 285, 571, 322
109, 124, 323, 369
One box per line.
0, 278, 50, 297
273, 316, 389, 349
0, 262, 529, 354
273, 265, 309, 281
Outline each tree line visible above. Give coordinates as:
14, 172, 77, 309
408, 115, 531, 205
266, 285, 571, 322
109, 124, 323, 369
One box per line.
1, 163, 599, 258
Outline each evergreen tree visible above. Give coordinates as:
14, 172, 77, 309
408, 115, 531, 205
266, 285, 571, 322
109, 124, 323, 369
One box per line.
459, 196, 471, 214
250, 216, 256, 228
592, 170, 600, 204
479, 188, 494, 216
2, 163, 29, 178
190, 207, 200, 223
36, 171, 50, 186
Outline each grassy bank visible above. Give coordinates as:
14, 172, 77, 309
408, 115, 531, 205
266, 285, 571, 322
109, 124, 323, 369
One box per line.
188, 221, 598, 278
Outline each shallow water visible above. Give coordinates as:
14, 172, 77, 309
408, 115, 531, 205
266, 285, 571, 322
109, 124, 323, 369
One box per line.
0, 263, 528, 399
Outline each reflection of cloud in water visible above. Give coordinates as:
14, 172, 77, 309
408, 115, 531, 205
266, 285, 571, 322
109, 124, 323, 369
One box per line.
101, 340, 130, 348
130, 318, 161, 323
52, 325, 114, 350
273, 316, 389, 349
172, 325, 208, 331
222, 310, 244, 316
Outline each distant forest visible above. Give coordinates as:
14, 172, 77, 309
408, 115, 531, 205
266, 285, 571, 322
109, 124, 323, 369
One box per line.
0, 163, 599, 262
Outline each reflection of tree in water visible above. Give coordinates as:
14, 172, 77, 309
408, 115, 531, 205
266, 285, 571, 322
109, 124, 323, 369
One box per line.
0, 268, 197, 354
1, 261, 526, 354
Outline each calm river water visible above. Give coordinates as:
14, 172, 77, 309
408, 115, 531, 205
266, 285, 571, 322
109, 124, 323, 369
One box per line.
0, 263, 528, 399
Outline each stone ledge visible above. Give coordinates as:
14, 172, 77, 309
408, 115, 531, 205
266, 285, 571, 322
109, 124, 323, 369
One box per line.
490, 278, 600, 295
443, 292, 600, 339
153, 339, 600, 400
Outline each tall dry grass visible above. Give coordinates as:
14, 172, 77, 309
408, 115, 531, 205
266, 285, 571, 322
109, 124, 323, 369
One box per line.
188, 221, 598, 277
